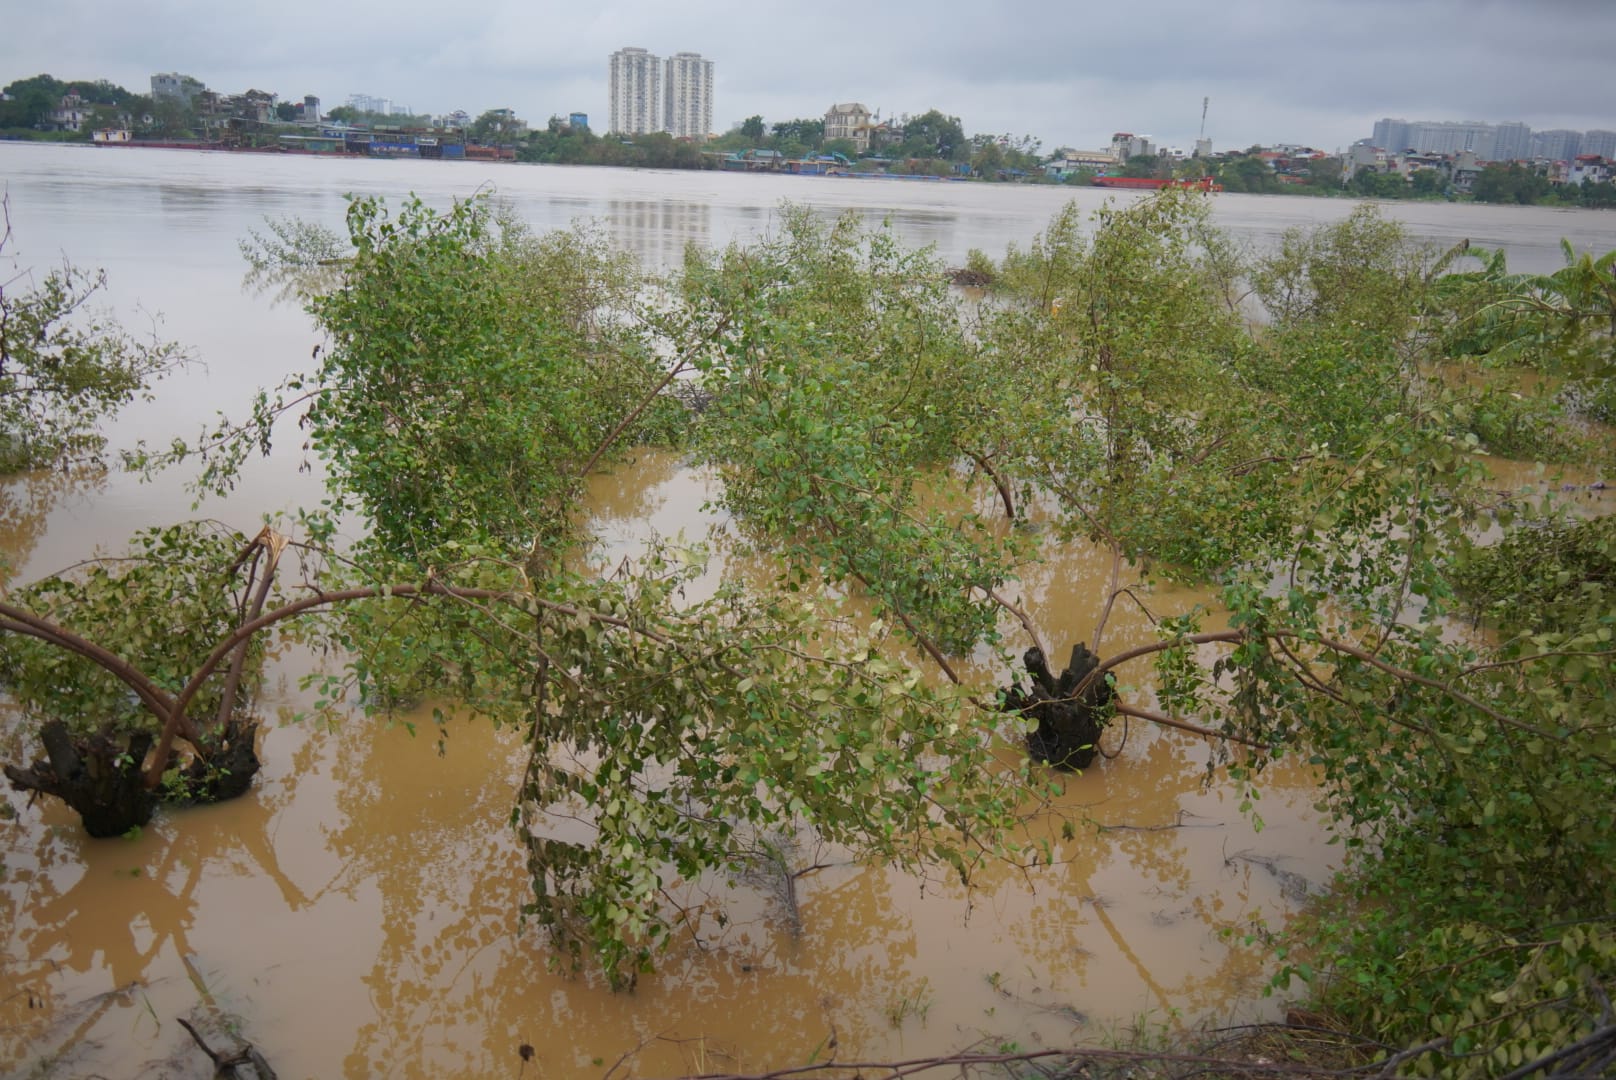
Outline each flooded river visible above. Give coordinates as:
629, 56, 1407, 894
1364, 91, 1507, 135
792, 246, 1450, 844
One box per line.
2, 143, 1614, 1078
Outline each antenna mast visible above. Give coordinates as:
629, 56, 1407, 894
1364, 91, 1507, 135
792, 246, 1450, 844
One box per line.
1199, 96, 1209, 139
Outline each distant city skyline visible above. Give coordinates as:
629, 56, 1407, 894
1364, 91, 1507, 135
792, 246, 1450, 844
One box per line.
345, 93, 413, 118
23, 61, 1616, 170
4, 0, 1613, 154
1368, 117, 1616, 163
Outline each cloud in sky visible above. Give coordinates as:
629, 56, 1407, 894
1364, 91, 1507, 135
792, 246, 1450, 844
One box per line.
5, 0, 1612, 152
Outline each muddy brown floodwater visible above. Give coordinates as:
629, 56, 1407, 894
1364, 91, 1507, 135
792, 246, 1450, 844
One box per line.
2, 141, 1613, 1079
0, 451, 1335, 1079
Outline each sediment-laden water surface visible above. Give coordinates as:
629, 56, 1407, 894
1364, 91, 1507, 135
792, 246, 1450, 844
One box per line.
2, 143, 1613, 1077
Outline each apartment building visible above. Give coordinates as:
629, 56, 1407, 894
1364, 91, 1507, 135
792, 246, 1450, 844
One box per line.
1367, 118, 1607, 163
1582, 131, 1616, 159
609, 47, 662, 135
1110, 132, 1154, 160
150, 72, 205, 105
1532, 129, 1583, 162
664, 52, 713, 139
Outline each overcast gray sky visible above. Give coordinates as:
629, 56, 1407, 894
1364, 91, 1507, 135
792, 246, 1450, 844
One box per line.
4, 0, 1612, 153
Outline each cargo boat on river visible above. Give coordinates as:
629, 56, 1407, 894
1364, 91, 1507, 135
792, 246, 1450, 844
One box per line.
1092, 175, 1222, 191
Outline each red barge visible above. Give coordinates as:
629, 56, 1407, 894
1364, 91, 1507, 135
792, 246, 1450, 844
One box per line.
1091, 175, 1222, 191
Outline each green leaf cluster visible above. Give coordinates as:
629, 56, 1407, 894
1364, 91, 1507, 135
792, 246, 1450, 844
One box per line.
516, 549, 1024, 987
976, 196, 1615, 1070
0, 238, 188, 472
300, 194, 675, 562
686, 206, 1026, 656
1432, 240, 1616, 431
0, 522, 271, 740
988, 192, 1306, 576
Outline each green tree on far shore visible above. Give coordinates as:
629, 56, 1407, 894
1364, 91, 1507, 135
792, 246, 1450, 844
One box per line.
1410, 167, 1445, 195
1119, 153, 1168, 179
894, 109, 966, 161
1351, 166, 1410, 198
1, 74, 155, 133
1472, 161, 1552, 204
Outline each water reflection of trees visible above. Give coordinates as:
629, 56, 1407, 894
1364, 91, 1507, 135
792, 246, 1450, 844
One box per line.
1, 662, 1325, 1077
316, 713, 534, 1076
580, 449, 708, 555
0, 753, 305, 1070
309, 694, 1319, 1076
934, 724, 1326, 1032
568, 454, 1305, 1023
0, 468, 106, 587
561, 456, 1329, 1057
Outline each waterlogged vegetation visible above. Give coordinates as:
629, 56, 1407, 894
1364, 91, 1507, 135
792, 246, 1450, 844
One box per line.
1, 186, 1614, 1075
0, 200, 188, 473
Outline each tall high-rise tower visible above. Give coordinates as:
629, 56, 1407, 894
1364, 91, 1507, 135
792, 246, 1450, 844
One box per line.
1583, 130, 1616, 159
663, 52, 714, 140
1492, 122, 1532, 162
1372, 117, 1411, 153
609, 47, 662, 135
1532, 129, 1582, 161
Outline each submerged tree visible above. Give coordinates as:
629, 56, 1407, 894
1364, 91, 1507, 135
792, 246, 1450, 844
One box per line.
0, 197, 194, 830
2, 188, 1613, 1070
3, 195, 1039, 988
0, 198, 188, 473
1, 524, 284, 834
690, 193, 1616, 1071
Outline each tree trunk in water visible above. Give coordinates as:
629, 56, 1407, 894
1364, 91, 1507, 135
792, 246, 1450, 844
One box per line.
1001, 644, 1116, 770
3, 719, 263, 836
4, 722, 160, 837
173, 718, 263, 804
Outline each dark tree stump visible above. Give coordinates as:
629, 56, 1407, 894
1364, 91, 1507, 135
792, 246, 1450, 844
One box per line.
173, 719, 263, 805
4, 718, 263, 836
4, 721, 159, 837
1002, 643, 1115, 770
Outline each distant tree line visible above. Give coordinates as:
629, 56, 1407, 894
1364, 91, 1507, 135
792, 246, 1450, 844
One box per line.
1342, 162, 1616, 207
2, 72, 254, 140
8, 71, 1614, 205
517, 119, 713, 169
1204, 148, 1343, 195
510, 107, 1048, 179
1, 73, 156, 135
1209, 150, 1616, 208
1470, 162, 1616, 208
701, 108, 1046, 180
